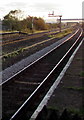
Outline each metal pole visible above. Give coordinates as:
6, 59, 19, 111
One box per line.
59, 16, 62, 32
32, 17, 34, 33
48, 12, 62, 32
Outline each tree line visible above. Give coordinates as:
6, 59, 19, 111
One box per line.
2, 10, 59, 33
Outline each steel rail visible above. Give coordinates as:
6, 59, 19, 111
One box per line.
0, 31, 65, 59
0, 28, 73, 59
1, 28, 80, 85
30, 37, 84, 120
0, 28, 69, 60
0, 28, 71, 46
0, 29, 55, 46
9, 28, 83, 120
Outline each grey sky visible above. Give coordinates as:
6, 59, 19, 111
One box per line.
0, 0, 83, 20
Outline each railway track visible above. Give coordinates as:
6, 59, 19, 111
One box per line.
1, 27, 71, 46
0, 29, 57, 46
2, 27, 83, 120
1, 28, 72, 60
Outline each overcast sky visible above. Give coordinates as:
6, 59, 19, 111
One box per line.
0, 0, 83, 20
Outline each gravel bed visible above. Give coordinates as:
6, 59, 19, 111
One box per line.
0, 34, 73, 83
2, 34, 48, 54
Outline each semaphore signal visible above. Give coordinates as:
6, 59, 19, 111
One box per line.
48, 11, 62, 32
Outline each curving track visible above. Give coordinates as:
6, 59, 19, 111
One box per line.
1, 28, 72, 60
2, 27, 83, 120
1, 29, 59, 46
1, 27, 72, 47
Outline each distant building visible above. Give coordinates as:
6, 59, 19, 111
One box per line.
60, 19, 83, 23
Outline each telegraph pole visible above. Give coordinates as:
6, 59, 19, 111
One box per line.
28, 15, 34, 33
32, 17, 34, 33
48, 11, 62, 32
59, 15, 62, 32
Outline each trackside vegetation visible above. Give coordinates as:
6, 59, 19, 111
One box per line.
2, 10, 60, 33
2, 29, 73, 59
